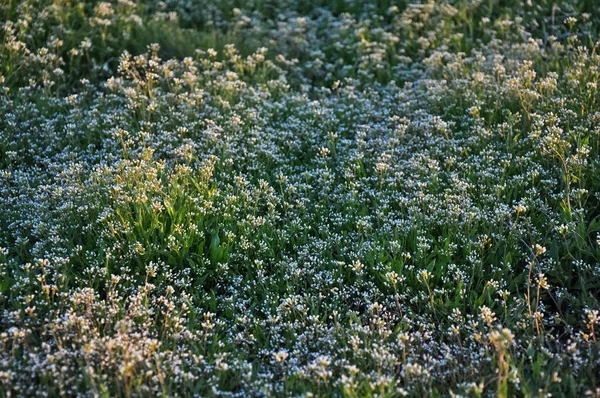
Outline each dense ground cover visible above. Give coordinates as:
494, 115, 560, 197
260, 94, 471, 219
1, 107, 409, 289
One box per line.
1, 0, 600, 396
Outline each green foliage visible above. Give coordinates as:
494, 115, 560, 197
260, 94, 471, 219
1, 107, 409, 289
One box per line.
1, 0, 600, 397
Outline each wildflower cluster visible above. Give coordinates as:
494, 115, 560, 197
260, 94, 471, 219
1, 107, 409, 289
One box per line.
1, 0, 600, 396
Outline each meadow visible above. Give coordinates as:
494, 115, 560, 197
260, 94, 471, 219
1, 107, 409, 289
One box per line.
1, 0, 600, 396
